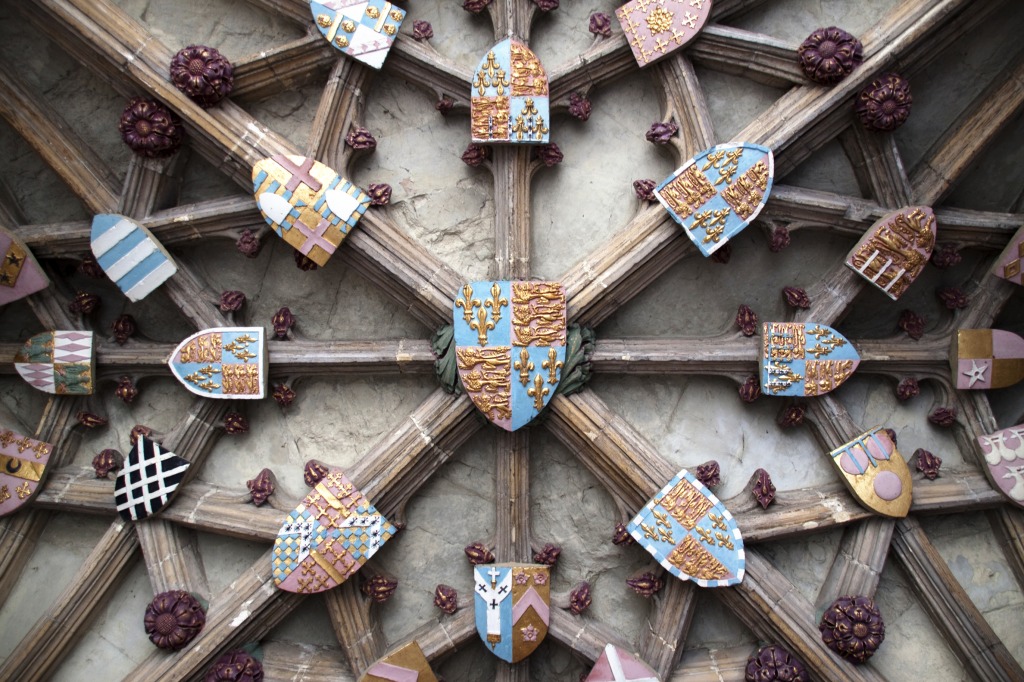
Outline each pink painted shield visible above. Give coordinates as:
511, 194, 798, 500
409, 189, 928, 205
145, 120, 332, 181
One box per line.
977, 424, 1024, 508
14, 331, 95, 395
0, 226, 48, 306
845, 206, 936, 300
0, 428, 52, 516
360, 641, 438, 682
992, 224, 1023, 286
617, 0, 712, 67
952, 329, 1024, 390
585, 644, 659, 681
474, 563, 549, 662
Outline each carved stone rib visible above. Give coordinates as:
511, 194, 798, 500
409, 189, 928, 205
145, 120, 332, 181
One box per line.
0, 176, 26, 226
892, 516, 1024, 681
387, 36, 474, 109
989, 508, 1024, 592
306, 56, 373, 173
324, 579, 385, 675
240, 0, 308, 24
640, 579, 696, 678
261, 640, 355, 681
548, 607, 632, 665
489, 0, 537, 42
547, 33, 636, 105
232, 35, 335, 101
493, 146, 535, 280
495, 430, 531, 562
161, 259, 232, 330
27, 284, 80, 331
840, 125, 913, 208
688, 24, 804, 87
655, 54, 716, 161
118, 154, 183, 220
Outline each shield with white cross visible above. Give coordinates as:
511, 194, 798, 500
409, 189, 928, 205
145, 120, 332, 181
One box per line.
0, 428, 53, 517
952, 328, 1024, 390
474, 563, 549, 663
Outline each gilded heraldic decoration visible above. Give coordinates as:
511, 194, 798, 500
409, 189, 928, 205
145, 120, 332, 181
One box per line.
628, 468, 745, 587
977, 423, 1024, 509
993, 224, 1024, 286
253, 155, 370, 267
273, 469, 397, 593
654, 143, 774, 257
845, 206, 936, 300
453, 281, 566, 431
0, 226, 48, 306
14, 330, 95, 395
474, 563, 550, 662
761, 322, 860, 397
828, 426, 913, 518
471, 39, 550, 144
0, 428, 52, 517
311, 0, 405, 70
168, 327, 267, 399
360, 641, 438, 682
584, 644, 659, 682
616, 0, 713, 67
114, 435, 190, 522
951, 329, 1024, 390
90, 214, 178, 301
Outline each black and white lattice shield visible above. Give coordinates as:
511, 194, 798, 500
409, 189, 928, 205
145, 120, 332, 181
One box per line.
114, 435, 190, 521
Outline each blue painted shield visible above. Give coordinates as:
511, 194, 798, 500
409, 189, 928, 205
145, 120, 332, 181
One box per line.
90, 214, 177, 302
654, 143, 774, 256
471, 39, 549, 144
474, 564, 549, 663
453, 281, 566, 431
628, 469, 745, 588
168, 327, 267, 399
761, 322, 859, 397
311, 0, 405, 70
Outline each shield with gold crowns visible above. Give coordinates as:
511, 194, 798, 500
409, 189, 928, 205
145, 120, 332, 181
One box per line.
474, 563, 549, 663
453, 281, 566, 431
761, 322, 860, 397
0, 428, 52, 517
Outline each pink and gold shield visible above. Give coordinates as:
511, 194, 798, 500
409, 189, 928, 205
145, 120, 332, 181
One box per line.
977, 424, 1024, 508
360, 641, 438, 682
828, 426, 913, 518
0, 226, 49, 306
952, 329, 1024, 390
0, 428, 52, 516
474, 563, 549, 662
992, 225, 1024, 286
585, 644, 659, 681
845, 206, 936, 300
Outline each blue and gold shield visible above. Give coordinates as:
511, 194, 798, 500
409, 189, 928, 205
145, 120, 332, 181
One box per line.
471, 39, 549, 144
761, 322, 860, 397
628, 469, 745, 588
474, 564, 549, 663
168, 327, 267, 399
453, 281, 566, 431
311, 1, 405, 70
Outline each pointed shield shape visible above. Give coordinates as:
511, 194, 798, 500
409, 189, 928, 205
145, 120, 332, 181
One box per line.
253, 155, 370, 267
992, 225, 1023, 286
616, 0, 712, 67
471, 39, 550, 144
90, 214, 177, 301
168, 327, 267, 399
828, 426, 913, 518
14, 331, 95, 395
585, 644, 659, 681
361, 641, 438, 682
0, 226, 49, 306
845, 206, 936, 300
273, 469, 397, 593
977, 423, 1024, 508
655, 143, 774, 257
628, 469, 744, 587
453, 281, 566, 431
114, 435, 190, 521
311, 0, 405, 70
0, 428, 52, 517
952, 329, 1024, 390
474, 563, 549, 662
761, 322, 859, 397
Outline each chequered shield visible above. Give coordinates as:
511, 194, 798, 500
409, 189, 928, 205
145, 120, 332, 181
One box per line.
14, 330, 94, 395
360, 641, 438, 682
273, 469, 396, 593
761, 322, 860, 397
0, 428, 52, 517
253, 155, 370, 267
471, 39, 549, 144
616, 0, 712, 67
0, 225, 48, 306
311, 0, 405, 70
952, 328, 1024, 390
655, 143, 774, 257
585, 644, 659, 682
992, 224, 1024, 286
474, 564, 549, 663
114, 435, 190, 522
845, 206, 936, 300
91, 214, 177, 302
453, 281, 566, 431
828, 426, 913, 518
628, 468, 745, 588
168, 327, 267, 399
977, 424, 1024, 508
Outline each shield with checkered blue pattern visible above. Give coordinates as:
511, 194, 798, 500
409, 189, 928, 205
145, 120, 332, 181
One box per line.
311, 0, 405, 70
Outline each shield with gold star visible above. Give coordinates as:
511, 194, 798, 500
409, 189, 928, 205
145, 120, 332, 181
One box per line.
14, 331, 95, 395
311, 0, 405, 70
761, 322, 860, 397
474, 563, 549, 663
977, 423, 1024, 508
845, 206, 936, 300
0, 226, 48, 306
360, 641, 438, 682
993, 225, 1024, 286
616, 0, 712, 67
0, 428, 52, 517
828, 426, 913, 518
168, 327, 267, 399
471, 39, 549, 144
453, 281, 566, 431
952, 329, 1024, 390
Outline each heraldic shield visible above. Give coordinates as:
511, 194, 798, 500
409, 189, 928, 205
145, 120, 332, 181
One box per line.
453, 281, 566, 431
471, 39, 550, 144
845, 206, 936, 301
761, 322, 860, 397
474, 563, 550, 663
828, 426, 913, 518
628, 469, 745, 588
14, 331, 95, 395
584, 644, 659, 682
952, 328, 1024, 390
311, 1, 405, 70
977, 423, 1024, 508
90, 213, 178, 302
360, 641, 438, 682
0, 428, 52, 517
273, 469, 397, 593
168, 327, 267, 399
0, 225, 48, 306
993, 225, 1024, 286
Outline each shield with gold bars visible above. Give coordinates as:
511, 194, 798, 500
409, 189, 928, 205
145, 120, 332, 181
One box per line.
628, 468, 745, 587
761, 322, 859, 397
474, 563, 549, 663
977, 423, 1024, 508
952, 329, 1024, 390
360, 641, 438, 682
828, 426, 913, 518
454, 281, 566, 431
845, 206, 936, 300
168, 327, 267, 399
311, 0, 405, 70
0, 428, 52, 517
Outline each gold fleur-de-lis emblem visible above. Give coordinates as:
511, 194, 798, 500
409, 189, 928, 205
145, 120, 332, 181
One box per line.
542, 347, 563, 385
484, 282, 508, 325
455, 284, 480, 324
514, 348, 534, 386
15, 481, 31, 500
471, 308, 496, 345
527, 373, 549, 411
473, 51, 510, 96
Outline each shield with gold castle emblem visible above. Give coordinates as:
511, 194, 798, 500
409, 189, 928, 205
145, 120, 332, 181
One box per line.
628, 469, 745, 587
952, 329, 1024, 390
474, 563, 549, 663
453, 281, 566, 431
168, 327, 267, 399
0, 226, 49, 306
761, 322, 860, 397
993, 224, 1024, 286
0, 428, 52, 517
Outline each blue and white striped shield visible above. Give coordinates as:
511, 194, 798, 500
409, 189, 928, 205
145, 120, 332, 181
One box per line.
90, 214, 177, 302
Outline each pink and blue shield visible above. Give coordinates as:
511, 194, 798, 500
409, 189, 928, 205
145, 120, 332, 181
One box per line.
977, 423, 1024, 509
585, 644, 659, 681
360, 641, 438, 682
168, 327, 267, 399
14, 330, 95, 395
828, 426, 913, 518
845, 206, 936, 300
992, 225, 1023, 286
474, 563, 549, 663
761, 322, 859, 397
0, 226, 48, 306
628, 469, 745, 588
0, 428, 52, 517
952, 329, 1024, 390
471, 39, 549, 144
311, 1, 405, 70
453, 281, 566, 431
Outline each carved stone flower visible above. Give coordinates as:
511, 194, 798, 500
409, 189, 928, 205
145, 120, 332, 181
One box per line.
204, 650, 264, 682
462, 143, 489, 167
93, 449, 123, 478
914, 448, 942, 480
412, 20, 433, 41
170, 45, 234, 108
116, 376, 138, 404
745, 643, 809, 682
695, 460, 720, 488
896, 377, 919, 401
739, 376, 761, 403
533, 543, 561, 566
435, 96, 454, 115
928, 406, 956, 427
69, 291, 100, 315
219, 290, 246, 313
130, 424, 153, 446
236, 229, 261, 258
798, 27, 863, 86
769, 226, 791, 252
936, 286, 968, 310
434, 584, 458, 614
819, 595, 885, 663
521, 624, 539, 642
144, 589, 206, 651
533, 0, 558, 11
79, 254, 105, 279
464, 541, 495, 565
537, 144, 563, 167
119, 97, 184, 158
294, 251, 319, 271
463, 0, 492, 14
568, 92, 591, 121
273, 384, 296, 407
898, 309, 925, 340
224, 412, 249, 435
345, 126, 377, 151
783, 286, 810, 309
112, 314, 137, 345
368, 183, 392, 207
589, 12, 612, 37
931, 243, 962, 269
304, 459, 329, 487
752, 468, 776, 509
569, 581, 592, 615
246, 468, 276, 506
855, 73, 912, 132
633, 179, 656, 202
736, 304, 758, 336
777, 405, 805, 428
645, 121, 678, 145
77, 411, 108, 429
612, 521, 635, 546
626, 572, 663, 597
272, 307, 295, 339
362, 574, 398, 603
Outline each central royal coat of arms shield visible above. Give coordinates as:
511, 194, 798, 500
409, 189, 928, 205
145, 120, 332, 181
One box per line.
474, 563, 549, 663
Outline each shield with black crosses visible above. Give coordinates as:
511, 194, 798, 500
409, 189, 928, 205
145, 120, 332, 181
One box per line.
311, 0, 405, 70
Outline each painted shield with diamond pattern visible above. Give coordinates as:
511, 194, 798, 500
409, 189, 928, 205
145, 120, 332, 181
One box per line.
311, 0, 405, 70
628, 469, 744, 587
168, 327, 267, 399
655, 142, 773, 257
993, 224, 1024, 286
845, 206, 936, 300
0, 428, 52, 517
453, 281, 566, 431
273, 469, 397, 593
585, 644, 659, 682
828, 426, 913, 518
360, 641, 438, 682
474, 563, 549, 663
253, 155, 370, 267
471, 39, 549, 144
977, 423, 1024, 508
0, 226, 48, 306
616, 0, 712, 67
14, 330, 94, 395
761, 322, 860, 397
952, 329, 1024, 390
